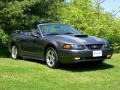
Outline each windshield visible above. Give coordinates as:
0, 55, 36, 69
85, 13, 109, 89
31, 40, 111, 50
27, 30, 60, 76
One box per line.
39, 24, 81, 36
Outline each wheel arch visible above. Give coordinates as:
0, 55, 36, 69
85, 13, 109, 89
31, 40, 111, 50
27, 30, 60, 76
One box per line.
9, 41, 19, 52
9, 42, 16, 52
44, 43, 58, 59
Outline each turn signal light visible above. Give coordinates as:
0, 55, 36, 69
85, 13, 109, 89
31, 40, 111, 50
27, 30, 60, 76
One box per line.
63, 44, 71, 49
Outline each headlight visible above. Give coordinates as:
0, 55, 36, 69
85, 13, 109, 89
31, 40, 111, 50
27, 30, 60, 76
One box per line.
63, 44, 85, 50
72, 44, 85, 50
104, 43, 110, 48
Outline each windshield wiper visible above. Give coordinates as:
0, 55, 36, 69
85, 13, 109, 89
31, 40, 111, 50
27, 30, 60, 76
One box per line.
74, 34, 88, 37
46, 33, 59, 35
64, 32, 75, 34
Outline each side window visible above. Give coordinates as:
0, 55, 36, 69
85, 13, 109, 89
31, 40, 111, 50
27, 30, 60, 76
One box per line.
30, 28, 42, 37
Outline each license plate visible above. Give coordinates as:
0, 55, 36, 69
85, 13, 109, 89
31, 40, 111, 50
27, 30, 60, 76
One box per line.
93, 51, 102, 57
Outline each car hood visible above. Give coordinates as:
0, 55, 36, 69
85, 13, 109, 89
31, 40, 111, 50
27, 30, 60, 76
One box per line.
46, 34, 107, 45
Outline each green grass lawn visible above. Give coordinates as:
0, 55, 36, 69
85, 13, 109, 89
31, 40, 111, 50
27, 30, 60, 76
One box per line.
0, 54, 120, 90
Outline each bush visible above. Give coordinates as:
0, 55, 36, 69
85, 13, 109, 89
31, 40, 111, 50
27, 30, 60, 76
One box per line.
58, 0, 120, 53
0, 28, 9, 57
0, 0, 120, 56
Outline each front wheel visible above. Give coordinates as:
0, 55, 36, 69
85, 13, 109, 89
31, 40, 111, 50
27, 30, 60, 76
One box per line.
46, 47, 59, 68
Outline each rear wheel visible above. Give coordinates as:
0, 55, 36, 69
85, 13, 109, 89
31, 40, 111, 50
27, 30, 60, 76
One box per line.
11, 45, 19, 59
46, 47, 59, 68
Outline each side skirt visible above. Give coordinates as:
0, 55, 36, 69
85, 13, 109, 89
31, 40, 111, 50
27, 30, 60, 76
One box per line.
23, 56, 45, 61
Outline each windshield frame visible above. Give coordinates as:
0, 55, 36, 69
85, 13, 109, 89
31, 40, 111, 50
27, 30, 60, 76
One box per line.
38, 23, 81, 36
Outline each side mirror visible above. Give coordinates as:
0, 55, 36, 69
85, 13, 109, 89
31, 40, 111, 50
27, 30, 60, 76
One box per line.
31, 32, 39, 38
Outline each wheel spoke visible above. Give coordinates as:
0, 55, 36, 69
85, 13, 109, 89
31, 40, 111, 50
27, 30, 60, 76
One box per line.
51, 51, 54, 56
46, 49, 56, 67
51, 56, 55, 60
11, 46, 18, 59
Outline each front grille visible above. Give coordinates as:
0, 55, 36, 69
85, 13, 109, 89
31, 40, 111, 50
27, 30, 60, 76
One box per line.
86, 44, 103, 50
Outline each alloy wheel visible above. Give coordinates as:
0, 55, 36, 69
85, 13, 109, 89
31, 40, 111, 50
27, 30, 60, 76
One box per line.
46, 47, 59, 68
11, 45, 18, 59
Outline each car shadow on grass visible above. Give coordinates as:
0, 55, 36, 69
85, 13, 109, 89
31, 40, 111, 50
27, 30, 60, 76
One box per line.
24, 59, 114, 72
59, 62, 114, 72
24, 58, 46, 65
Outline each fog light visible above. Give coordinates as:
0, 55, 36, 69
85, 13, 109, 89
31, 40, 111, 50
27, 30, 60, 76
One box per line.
74, 57, 80, 60
107, 55, 111, 58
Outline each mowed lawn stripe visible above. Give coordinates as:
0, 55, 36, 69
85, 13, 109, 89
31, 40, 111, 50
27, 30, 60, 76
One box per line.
0, 54, 120, 90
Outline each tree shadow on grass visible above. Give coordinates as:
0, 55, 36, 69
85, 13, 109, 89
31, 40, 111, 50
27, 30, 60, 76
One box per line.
25, 59, 114, 72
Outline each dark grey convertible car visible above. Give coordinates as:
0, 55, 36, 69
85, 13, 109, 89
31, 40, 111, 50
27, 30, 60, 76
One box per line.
9, 23, 113, 68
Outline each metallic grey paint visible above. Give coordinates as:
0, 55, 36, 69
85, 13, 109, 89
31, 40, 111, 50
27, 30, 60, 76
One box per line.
8, 23, 113, 63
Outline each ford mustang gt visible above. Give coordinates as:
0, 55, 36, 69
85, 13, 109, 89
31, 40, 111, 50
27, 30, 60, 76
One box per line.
9, 23, 113, 68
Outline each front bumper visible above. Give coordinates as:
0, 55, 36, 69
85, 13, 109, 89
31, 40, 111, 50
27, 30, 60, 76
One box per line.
58, 48, 113, 63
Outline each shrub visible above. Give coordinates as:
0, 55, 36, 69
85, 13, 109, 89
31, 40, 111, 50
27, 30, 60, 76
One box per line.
0, 28, 9, 57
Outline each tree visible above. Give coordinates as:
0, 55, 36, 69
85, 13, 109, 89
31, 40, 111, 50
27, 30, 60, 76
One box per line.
58, 0, 120, 52
93, 0, 106, 19
0, 0, 120, 56
0, 0, 63, 56
0, 0, 62, 33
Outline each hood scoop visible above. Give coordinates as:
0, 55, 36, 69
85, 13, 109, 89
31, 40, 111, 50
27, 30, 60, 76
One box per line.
74, 34, 88, 38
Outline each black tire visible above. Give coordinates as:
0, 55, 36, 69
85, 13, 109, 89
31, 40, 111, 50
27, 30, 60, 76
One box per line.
45, 47, 59, 68
11, 45, 20, 59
